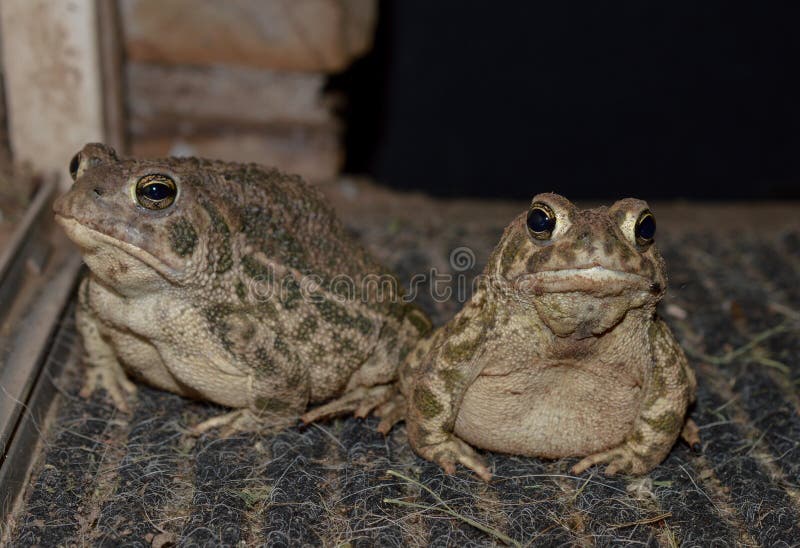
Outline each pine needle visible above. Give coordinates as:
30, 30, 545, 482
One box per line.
383, 470, 520, 547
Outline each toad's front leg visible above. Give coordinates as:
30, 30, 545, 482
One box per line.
573, 319, 696, 476
76, 279, 137, 412
405, 311, 492, 481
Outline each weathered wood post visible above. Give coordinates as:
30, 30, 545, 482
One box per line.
0, 0, 124, 189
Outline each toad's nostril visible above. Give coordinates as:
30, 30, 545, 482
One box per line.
93, 187, 104, 197
649, 282, 662, 294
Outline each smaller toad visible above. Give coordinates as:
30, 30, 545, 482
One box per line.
381, 193, 698, 480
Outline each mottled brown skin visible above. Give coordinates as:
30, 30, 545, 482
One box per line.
384, 193, 697, 480
54, 143, 431, 431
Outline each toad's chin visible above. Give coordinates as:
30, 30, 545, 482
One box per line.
55, 215, 180, 289
516, 266, 658, 338
530, 290, 652, 338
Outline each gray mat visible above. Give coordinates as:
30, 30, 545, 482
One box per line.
5, 190, 800, 547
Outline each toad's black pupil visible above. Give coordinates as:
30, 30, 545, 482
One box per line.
141, 183, 173, 201
527, 208, 555, 233
637, 215, 656, 240
69, 154, 80, 177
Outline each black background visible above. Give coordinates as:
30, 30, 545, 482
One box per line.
331, 1, 800, 200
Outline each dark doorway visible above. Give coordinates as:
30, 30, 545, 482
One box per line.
331, 1, 800, 200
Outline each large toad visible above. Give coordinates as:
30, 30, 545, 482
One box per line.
54, 143, 431, 431
381, 193, 698, 480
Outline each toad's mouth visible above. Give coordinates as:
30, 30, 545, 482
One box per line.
513, 266, 654, 297
55, 215, 180, 282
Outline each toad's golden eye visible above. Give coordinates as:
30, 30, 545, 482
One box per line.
526, 202, 556, 240
635, 210, 656, 247
136, 174, 177, 210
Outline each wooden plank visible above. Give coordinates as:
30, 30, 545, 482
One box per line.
120, 0, 377, 72
0, 0, 123, 189
342, 0, 379, 59
131, 127, 343, 183
127, 63, 333, 136
97, 0, 127, 154
0, 179, 82, 525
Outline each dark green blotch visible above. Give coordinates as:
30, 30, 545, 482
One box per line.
355, 314, 373, 335
413, 385, 443, 419
398, 344, 413, 362
478, 301, 498, 331
500, 231, 526, 275
236, 279, 247, 301
383, 326, 398, 353
438, 368, 464, 392
256, 299, 278, 319
273, 336, 291, 358
446, 313, 471, 339
331, 276, 357, 300
241, 205, 311, 274
203, 201, 231, 236
405, 306, 433, 336
216, 248, 233, 273
202, 303, 235, 351
386, 300, 405, 319
242, 255, 273, 282
315, 299, 352, 327
443, 335, 481, 364
308, 343, 326, 362
201, 201, 233, 273
294, 315, 319, 342
644, 411, 682, 433
332, 332, 359, 356
168, 217, 198, 257
280, 277, 303, 309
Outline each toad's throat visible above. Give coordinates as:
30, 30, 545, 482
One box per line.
515, 266, 651, 296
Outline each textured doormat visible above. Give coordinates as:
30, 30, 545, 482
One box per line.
5, 185, 800, 546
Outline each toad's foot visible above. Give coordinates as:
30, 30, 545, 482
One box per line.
80, 362, 137, 413
571, 442, 653, 476
680, 418, 702, 452
417, 436, 492, 482
301, 384, 395, 424
375, 392, 407, 435
191, 408, 291, 437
